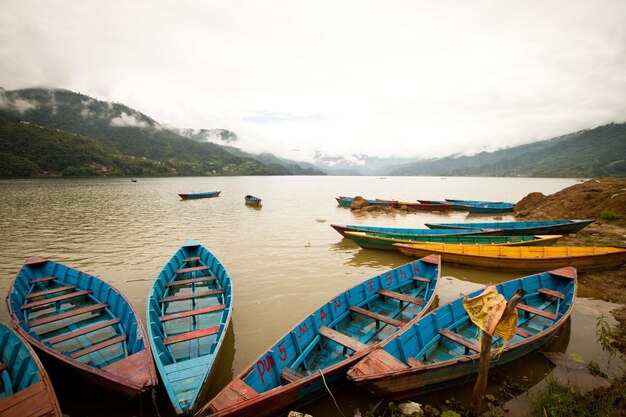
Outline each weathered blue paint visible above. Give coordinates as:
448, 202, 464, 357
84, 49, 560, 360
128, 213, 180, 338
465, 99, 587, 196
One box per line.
7, 257, 157, 399
197, 255, 441, 417
425, 219, 594, 235
147, 239, 233, 416
330, 224, 494, 238
178, 191, 221, 200
347, 267, 577, 399
0, 322, 61, 416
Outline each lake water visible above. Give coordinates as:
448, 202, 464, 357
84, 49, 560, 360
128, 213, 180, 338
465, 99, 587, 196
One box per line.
0, 176, 618, 416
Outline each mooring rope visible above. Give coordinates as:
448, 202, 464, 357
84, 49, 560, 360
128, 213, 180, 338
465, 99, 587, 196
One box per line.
319, 369, 346, 417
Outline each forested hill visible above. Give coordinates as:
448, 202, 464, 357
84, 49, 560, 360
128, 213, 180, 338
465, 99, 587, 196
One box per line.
390, 122, 626, 177
0, 87, 324, 177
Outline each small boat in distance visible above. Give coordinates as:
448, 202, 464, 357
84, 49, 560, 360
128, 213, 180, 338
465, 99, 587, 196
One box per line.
425, 219, 594, 235
147, 239, 233, 415
344, 231, 562, 251
244, 195, 262, 206
336, 196, 399, 208
196, 255, 441, 417
178, 191, 221, 200
0, 322, 61, 417
7, 256, 158, 399
393, 242, 626, 272
347, 267, 577, 399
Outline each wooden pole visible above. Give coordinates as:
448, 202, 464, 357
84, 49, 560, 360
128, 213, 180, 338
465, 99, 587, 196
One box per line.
470, 288, 526, 417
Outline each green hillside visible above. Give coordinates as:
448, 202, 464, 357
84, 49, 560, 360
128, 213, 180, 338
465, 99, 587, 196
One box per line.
0, 88, 280, 176
390, 123, 626, 177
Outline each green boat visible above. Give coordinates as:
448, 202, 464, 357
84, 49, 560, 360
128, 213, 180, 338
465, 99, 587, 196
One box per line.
344, 231, 562, 251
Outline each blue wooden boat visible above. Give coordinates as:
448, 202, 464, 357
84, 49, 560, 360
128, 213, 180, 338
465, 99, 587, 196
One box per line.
336, 196, 399, 208
147, 239, 233, 415
244, 195, 262, 206
452, 201, 515, 213
330, 223, 499, 239
425, 219, 594, 235
178, 191, 221, 200
347, 267, 577, 399
344, 231, 562, 251
7, 256, 158, 399
0, 322, 61, 417
196, 255, 441, 417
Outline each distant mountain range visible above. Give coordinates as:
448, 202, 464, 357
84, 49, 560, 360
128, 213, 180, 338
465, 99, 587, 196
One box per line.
0, 87, 624, 177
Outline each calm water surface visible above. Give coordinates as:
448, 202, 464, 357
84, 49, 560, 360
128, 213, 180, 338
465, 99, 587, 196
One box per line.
0, 176, 617, 416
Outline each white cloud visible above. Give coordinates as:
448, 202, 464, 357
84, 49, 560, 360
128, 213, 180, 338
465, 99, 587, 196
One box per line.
1, 0, 625, 161
109, 112, 149, 128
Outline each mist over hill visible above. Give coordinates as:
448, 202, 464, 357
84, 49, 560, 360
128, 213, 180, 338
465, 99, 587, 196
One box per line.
0, 87, 623, 178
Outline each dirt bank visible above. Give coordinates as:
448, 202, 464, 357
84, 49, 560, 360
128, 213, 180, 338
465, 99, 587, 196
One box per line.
515, 177, 626, 353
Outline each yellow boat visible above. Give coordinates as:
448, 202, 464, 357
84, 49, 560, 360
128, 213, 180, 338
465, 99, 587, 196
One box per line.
393, 242, 626, 272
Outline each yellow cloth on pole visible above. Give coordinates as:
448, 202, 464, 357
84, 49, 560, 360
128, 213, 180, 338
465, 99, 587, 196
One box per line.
462, 285, 518, 341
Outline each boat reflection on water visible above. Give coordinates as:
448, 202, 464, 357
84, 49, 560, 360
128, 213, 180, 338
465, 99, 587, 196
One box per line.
205, 323, 236, 401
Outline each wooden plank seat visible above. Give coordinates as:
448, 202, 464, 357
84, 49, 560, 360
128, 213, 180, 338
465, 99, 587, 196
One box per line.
412, 277, 431, 283
29, 276, 57, 284
183, 256, 201, 263
537, 288, 565, 300
281, 367, 306, 383
377, 289, 424, 306
517, 304, 557, 320
439, 328, 480, 352
349, 306, 405, 328
165, 276, 216, 287
25, 285, 76, 299
318, 325, 367, 352
45, 318, 121, 345
515, 327, 531, 338
159, 289, 224, 304
176, 265, 209, 274
163, 325, 219, 345
407, 357, 423, 367
26, 303, 108, 328
69, 334, 127, 359
20, 290, 92, 310
160, 304, 225, 322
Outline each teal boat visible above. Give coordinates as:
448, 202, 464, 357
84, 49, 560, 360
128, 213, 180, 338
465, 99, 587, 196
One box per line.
147, 239, 233, 415
178, 191, 221, 200
0, 322, 61, 417
347, 267, 577, 399
7, 256, 158, 400
344, 231, 562, 250
196, 255, 441, 417
425, 219, 594, 235
330, 224, 497, 238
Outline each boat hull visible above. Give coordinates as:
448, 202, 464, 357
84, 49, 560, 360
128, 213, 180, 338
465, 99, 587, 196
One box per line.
425, 219, 594, 235
196, 256, 441, 417
7, 256, 158, 400
353, 324, 561, 399
347, 267, 577, 399
345, 232, 561, 251
393, 243, 626, 272
244, 195, 262, 206
179, 191, 221, 200
330, 224, 496, 239
0, 323, 61, 417
147, 239, 233, 415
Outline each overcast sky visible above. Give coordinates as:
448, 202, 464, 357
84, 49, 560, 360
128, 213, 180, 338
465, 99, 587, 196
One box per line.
1, 1, 625, 162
